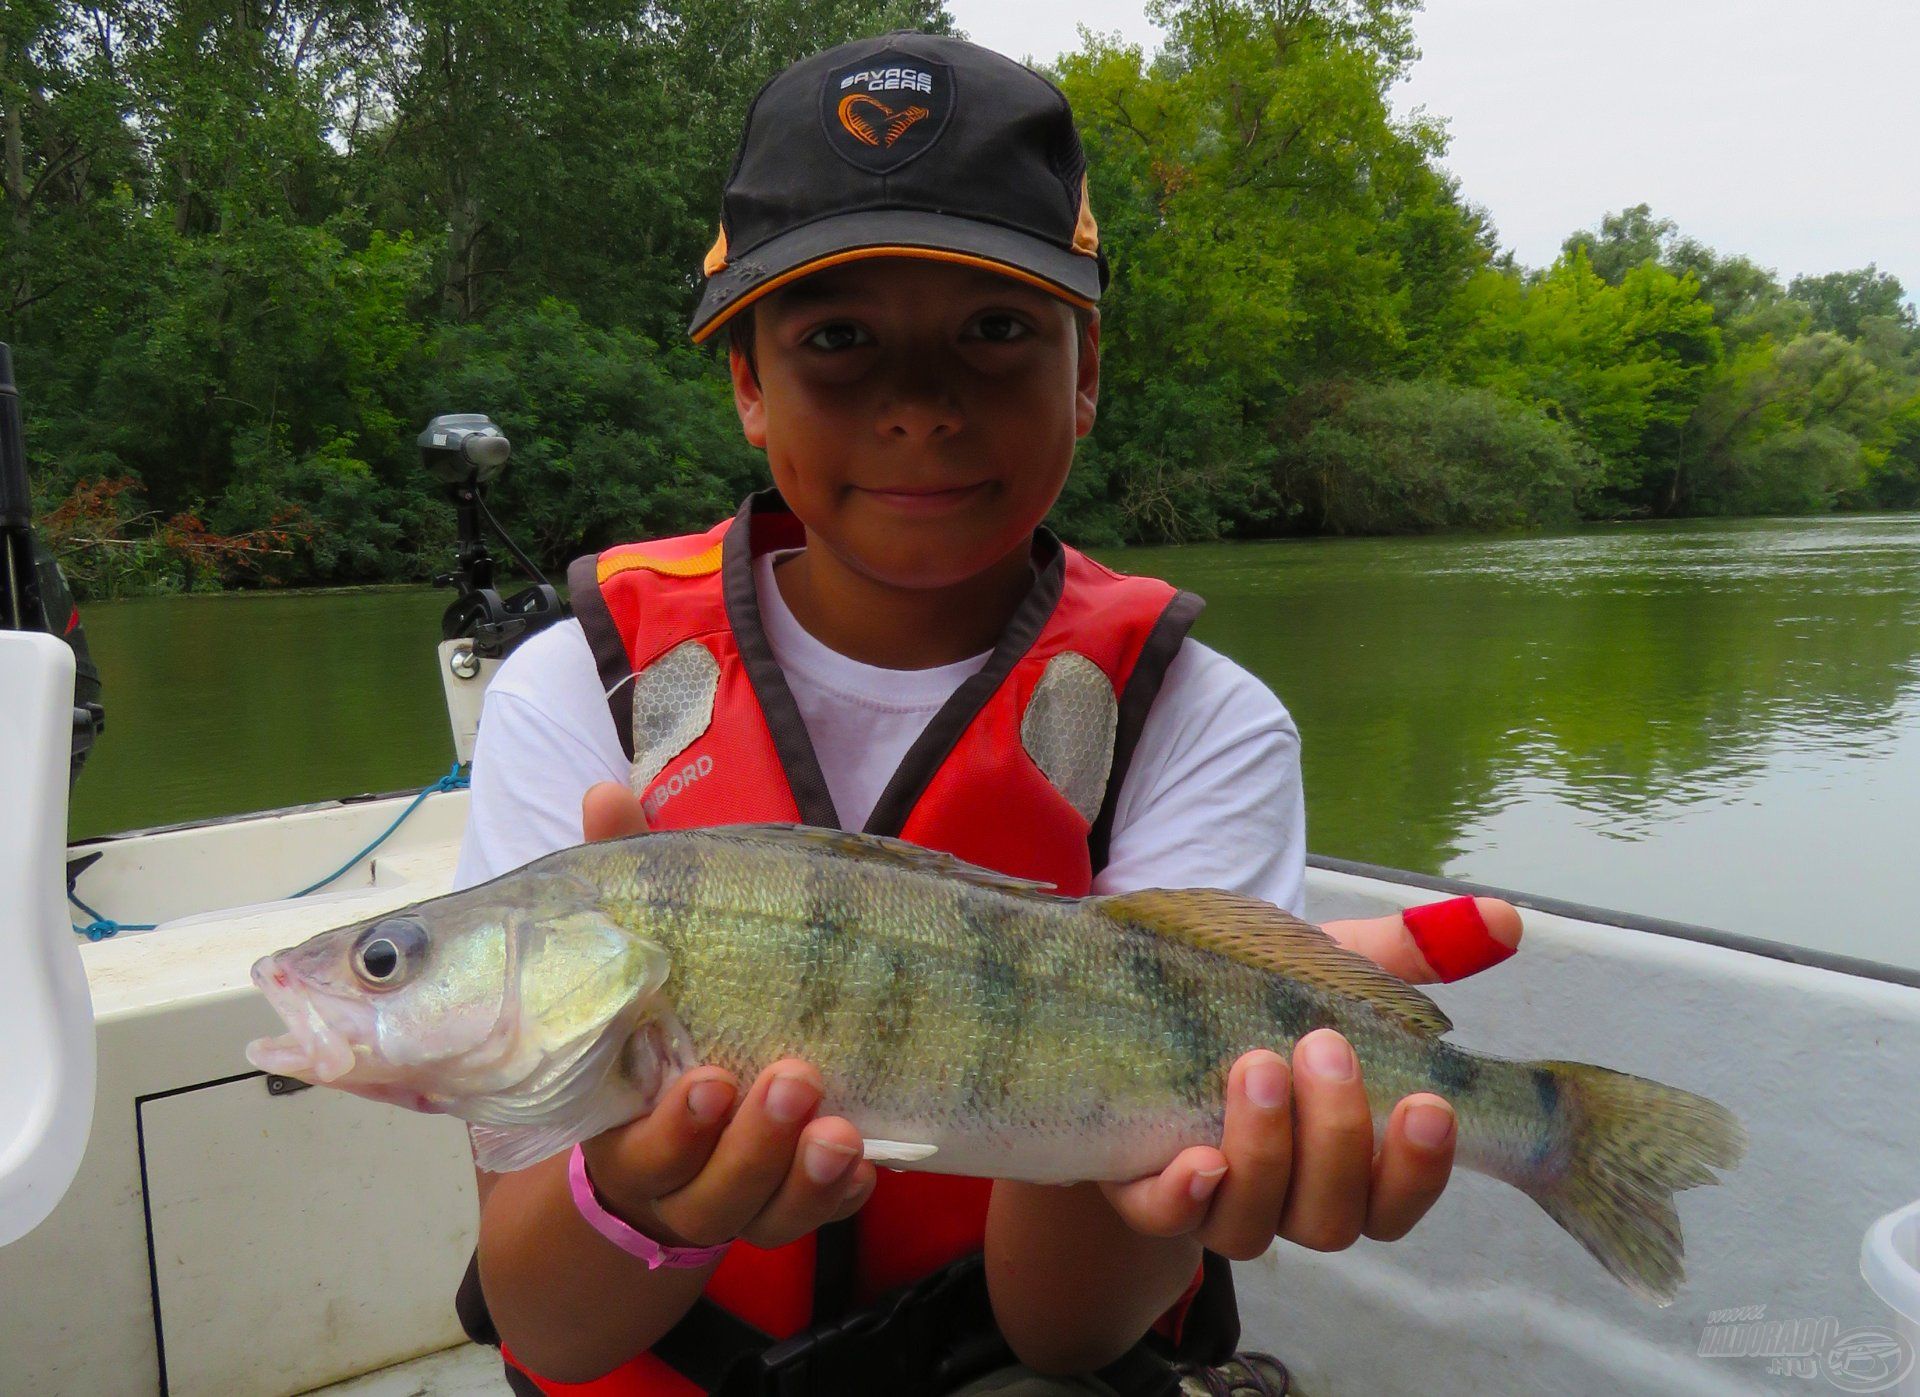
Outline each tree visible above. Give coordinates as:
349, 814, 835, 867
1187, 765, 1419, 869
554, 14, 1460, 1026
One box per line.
1271, 378, 1599, 532
1456, 248, 1722, 510
1789, 266, 1917, 341
1562, 203, 1675, 286
7, 0, 1919, 590
1054, 0, 1491, 539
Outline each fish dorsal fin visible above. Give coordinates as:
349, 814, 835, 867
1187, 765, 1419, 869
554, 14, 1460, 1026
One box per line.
703, 824, 1058, 896
1100, 888, 1453, 1037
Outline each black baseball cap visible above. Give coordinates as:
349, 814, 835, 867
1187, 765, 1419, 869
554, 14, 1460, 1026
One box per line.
688, 32, 1106, 343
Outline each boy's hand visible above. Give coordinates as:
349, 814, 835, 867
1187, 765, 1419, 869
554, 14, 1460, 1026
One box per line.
1099, 899, 1523, 1259
573, 783, 877, 1251
579, 1057, 876, 1251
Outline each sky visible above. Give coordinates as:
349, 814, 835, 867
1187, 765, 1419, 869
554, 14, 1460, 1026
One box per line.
946, 0, 1920, 304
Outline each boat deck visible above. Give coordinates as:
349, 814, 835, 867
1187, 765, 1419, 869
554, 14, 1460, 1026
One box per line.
310, 1345, 507, 1396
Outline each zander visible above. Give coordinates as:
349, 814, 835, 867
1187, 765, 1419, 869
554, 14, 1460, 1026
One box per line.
246, 824, 1744, 1302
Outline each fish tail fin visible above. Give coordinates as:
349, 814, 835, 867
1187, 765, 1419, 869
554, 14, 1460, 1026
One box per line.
1519, 1061, 1746, 1305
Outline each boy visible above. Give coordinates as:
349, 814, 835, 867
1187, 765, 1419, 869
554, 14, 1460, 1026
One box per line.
454, 31, 1520, 1396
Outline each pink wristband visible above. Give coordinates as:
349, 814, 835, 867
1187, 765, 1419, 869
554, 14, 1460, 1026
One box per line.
568, 1144, 732, 1270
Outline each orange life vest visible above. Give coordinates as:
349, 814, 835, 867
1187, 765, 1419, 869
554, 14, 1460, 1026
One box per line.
508, 491, 1202, 1395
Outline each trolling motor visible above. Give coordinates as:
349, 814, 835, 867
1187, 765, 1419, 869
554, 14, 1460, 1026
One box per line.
422, 413, 566, 762
0, 344, 103, 778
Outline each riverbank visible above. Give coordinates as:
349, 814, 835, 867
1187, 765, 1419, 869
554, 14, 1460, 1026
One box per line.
44, 505, 1916, 602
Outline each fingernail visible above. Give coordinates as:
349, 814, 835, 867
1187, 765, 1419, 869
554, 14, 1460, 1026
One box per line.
1189, 1166, 1227, 1203
1405, 1101, 1455, 1149
804, 1138, 859, 1185
766, 1073, 818, 1125
1245, 1057, 1288, 1111
687, 1079, 735, 1125
1300, 1033, 1356, 1082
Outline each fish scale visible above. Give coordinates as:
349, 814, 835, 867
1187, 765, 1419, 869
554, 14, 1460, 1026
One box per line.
597, 835, 1570, 1186
247, 823, 1745, 1304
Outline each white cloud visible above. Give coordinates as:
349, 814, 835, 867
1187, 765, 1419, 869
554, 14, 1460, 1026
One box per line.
947, 0, 1920, 300
1393, 0, 1920, 298
946, 0, 1163, 69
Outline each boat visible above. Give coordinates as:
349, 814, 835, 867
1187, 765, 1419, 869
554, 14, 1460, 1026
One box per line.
3, 371, 1918, 1396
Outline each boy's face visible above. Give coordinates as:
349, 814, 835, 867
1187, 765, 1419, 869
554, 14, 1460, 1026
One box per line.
729, 258, 1099, 591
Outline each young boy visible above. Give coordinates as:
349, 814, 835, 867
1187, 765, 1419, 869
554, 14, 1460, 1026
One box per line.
453, 31, 1519, 1396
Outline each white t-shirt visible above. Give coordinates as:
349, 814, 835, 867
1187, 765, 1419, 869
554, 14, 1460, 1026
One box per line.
453, 553, 1306, 910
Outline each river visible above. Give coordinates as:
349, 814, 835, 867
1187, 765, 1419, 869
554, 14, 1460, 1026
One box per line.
64, 513, 1920, 971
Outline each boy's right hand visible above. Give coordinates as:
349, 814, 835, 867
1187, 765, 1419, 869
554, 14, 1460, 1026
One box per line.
573, 783, 877, 1252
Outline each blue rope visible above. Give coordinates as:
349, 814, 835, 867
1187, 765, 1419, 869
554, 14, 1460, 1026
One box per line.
68, 890, 155, 942
70, 763, 471, 940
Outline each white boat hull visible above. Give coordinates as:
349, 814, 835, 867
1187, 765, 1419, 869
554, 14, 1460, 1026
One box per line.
2, 789, 1916, 1394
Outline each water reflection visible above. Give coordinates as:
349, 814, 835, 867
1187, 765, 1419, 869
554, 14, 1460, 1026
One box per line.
1119, 515, 1920, 967
67, 587, 454, 840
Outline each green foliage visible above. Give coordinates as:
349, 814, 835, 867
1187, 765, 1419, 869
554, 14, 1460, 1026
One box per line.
417, 298, 765, 561
213, 425, 417, 584
1858, 395, 1920, 509
1789, 266, 1918, 341
1272, 379, 1600, 533
2, 0, 1917, 594
1562, 204, 1676, 287
1456, 250, 1723, 510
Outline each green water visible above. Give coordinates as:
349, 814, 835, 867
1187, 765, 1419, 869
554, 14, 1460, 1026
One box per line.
66, 515, 1920, 970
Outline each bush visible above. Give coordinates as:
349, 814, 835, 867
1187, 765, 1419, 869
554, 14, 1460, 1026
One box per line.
213, 427, 417, 584
1272, 379, 1603, 533
37, 475, 315, 597
1710, 425, 1865, 516
417, 299, 764, 567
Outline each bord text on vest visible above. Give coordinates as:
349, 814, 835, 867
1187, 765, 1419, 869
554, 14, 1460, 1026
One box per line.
643, 754, 714, 819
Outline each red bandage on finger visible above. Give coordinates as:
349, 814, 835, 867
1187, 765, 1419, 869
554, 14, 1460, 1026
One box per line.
1401, 896, 1515, 982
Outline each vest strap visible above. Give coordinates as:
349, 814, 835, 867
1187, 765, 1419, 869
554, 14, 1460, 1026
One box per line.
464, 1243, 1236, 1396
655, 1295, 776, 1392
860, 531, 1067, 838
1088, 588, 1205, 874
719, 493, 839, 827
683, 1253, 1187, 1397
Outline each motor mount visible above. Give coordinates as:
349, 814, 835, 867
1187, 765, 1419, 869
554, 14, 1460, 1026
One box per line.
421, 413, 566, 657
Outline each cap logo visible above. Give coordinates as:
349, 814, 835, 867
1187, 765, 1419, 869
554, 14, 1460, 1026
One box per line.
838, 93, 928, 149
821, 54, 952, 174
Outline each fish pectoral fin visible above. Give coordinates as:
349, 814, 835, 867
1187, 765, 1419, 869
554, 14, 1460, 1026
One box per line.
861, 1138, 939, 1165
469, 1021, 655, 1174
622, 1007, 698, 1111
469, 1090, 647, 1174
469, 1119, 592, 1174
1100, 888, 1454, 1037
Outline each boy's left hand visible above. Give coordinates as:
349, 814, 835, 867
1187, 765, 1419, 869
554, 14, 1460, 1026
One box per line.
1098, 899, 1522, 1259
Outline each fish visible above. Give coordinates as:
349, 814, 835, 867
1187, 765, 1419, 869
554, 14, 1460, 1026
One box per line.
245, 823, 1745, 1303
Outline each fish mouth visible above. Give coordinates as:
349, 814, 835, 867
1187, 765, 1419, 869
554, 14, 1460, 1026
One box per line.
245, 956, 359, 1084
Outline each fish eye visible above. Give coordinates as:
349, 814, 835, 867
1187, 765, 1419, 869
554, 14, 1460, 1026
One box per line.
353, 917, 427, 987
